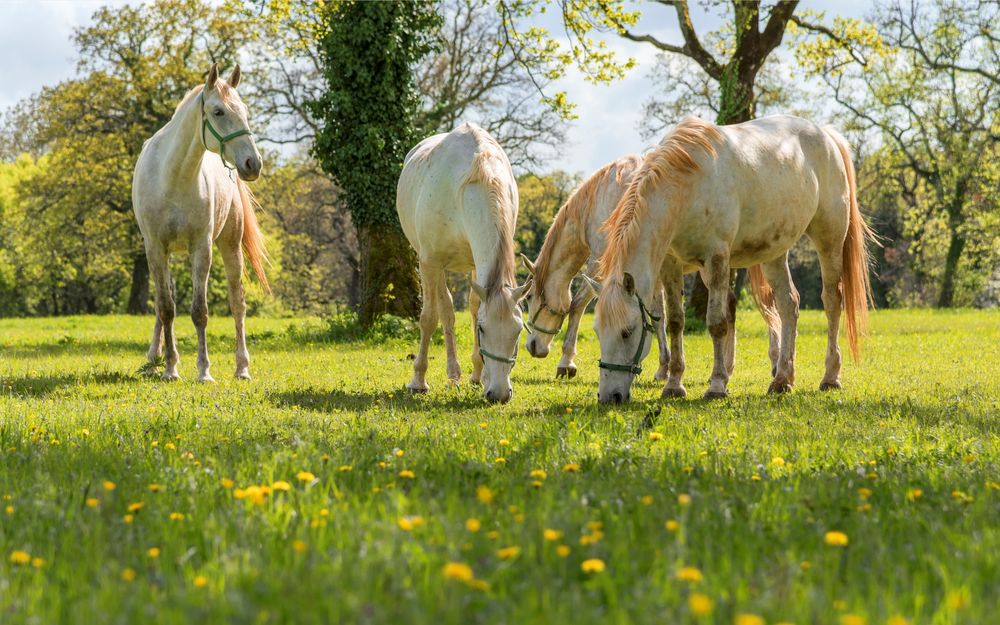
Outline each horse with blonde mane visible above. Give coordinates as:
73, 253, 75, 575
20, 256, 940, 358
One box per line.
133, 64, 268, 382
397, 122, 530, 403
593, 115, 873, 404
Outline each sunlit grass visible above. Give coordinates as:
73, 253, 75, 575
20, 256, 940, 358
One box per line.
0, 310, 997, 624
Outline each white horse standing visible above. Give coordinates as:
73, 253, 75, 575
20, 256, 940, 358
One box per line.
397, 122, 530, 403
593, 115, 873, 404
133, 64, 268, 381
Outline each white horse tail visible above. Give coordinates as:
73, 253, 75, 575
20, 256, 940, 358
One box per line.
237, 178, 271, 294
824, 127, 874, 361
747, 265, 780, 333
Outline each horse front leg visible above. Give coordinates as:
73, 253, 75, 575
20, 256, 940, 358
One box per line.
703, 254, 732, 399
557, 286, 593, 379
652, 285, 670, 381
660, 268, 686, 398
468, 271, 484, 385
762, 255, 799, 393
190, 240, 214, 383
408, 263, 440, 393
436, 276, 461, 384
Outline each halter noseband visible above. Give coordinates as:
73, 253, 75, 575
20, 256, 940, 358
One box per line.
524, 300, 567, 336
597, 291, 660, 376
477, 323, 520, 365
199, 91, 252, 171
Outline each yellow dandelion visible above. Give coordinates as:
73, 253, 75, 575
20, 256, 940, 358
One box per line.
121, 567, 136, 582
339, 465, 352, 472
676, 566, 704, 583
494, 457, 506, 464
296, 471, 316, 482
442, 561, 474, 582
800, 560, 812, 571
648, 432, 664, 441
148, 483, 161, 493
476, 485, 495, 504
496, 546, 520, 559
271, 480, 291, 492
463, 518, 481, 533
479, 422, 488, 429
678, 493, 692, 507
102, 480, 116, 491
689, 592, 713, 616
193, 575, 208, 588
858, 488, 872, 499
151, 440, 158, 448
147, 547, 160, 558
751, 473, 762, 481
772, 457, 786, 467
887, 616, 910, 625
399, 469, 415, 479
824, 531, 849, 547
531, 480, 543, 489
840, 615, 866, 625
514, 513, 525, 523
30, 557, 44, 568
735, 614, 765, 625
946, 589, 969, 610
169, 512, 185, 521
581, 558, 605, 573
293, 540, 308, 553
127, 502, 144, 513
220, 478, 235, 489
588, 521, 603, 531
4, 505, 12, 515
641, 495, 654, 506
86, 498, 99, 508
9, 550, 30, 565
165, 442, 176, 451
398, 516, 425, 531
906, 488, 922, 501
563, 463, 580, 473
556, 544, 571, 557
529, 469, 547, 480
486, 530, 500, 540
543, 528, 563, 541
123, 514, 134, 524
498, 439, 510, 447
665, 519, 680, 532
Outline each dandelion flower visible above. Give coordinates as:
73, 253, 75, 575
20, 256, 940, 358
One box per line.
121, 567, 136, 582
529, 469, 547, 480
123, 514, 134, 524
887, 616, 910, 625
678, 493, 692, 507
494, 457, 506, 464
271, 481, 291, 492
735, 614, 764, 625
296, 471, 316, 482
676, 566, 704, 583
665, 519, 680, 532
946, 589, 969, 610
499, 439, 510, 447
399, 470, 415, 479
476, 485, 495, 504
339, 465, 352, 472
486, 530, 500, 540
840, 615, 866, 625
824, 531, 849, 547
9, 550, 30, 565
147, 547, 160, 558
772, 457, 786, 467
648, 432, 664, 441
148, 484, 161, 493
30, 557, 44, 568
496, 546, 520, 559
906, 488, 922, 501
556, 544, 571, 557
641, 495, 654, 506
442, 562, 474, 583
800, 560, 812, 571
86, 498, 99, 508
543, 528, 562, 541
689, 593, 713, 616
465, 518, 481, 532
398, 516, 425, 531
563, 463, 580, 473
169, 512, 185, 521
102, 481, 116, 491
220, 478, 235, 489
293, 540, 308, 553
193, 575, 208, 588
127, 502, 144, 513
581, 558, 605, 573
531, 480, 543, 489
4, 505, 12, 515
751, 473, 762, 481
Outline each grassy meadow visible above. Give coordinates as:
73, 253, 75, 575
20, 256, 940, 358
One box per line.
0, 309, 997, 625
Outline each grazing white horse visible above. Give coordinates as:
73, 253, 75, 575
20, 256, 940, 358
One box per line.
133, 64, 268, 382
397, 122, 530, 403
593, 115, 873, 404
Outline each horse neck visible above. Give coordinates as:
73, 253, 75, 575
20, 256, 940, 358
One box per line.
161, 93, 207, 183
538, 211, 590, 303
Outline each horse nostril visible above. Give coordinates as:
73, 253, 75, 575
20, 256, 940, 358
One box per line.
611, 391, 624, 404
245, 157, 255, 171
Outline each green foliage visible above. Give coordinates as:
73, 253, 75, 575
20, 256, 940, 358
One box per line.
309, 0, 441, 229
0, 310, 997, 623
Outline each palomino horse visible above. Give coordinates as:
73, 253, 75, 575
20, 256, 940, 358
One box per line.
523, 155, 752, 397
593, 115, 872, 404
397, 122, 530, 403
133, 64, 268, 382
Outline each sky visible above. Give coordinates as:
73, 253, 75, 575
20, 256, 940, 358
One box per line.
0, 0, 871, 175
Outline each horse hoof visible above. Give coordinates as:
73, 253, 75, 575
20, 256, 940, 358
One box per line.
469, 376, 482, 386
446, 377, 461, 387
653, 368, 669, 381
556, 366, 577, 379
198, 374, 216, 384
661, 386, 686, 399
819, 380, 841, 391
161, 372, 181, 382
703, 389, 728, 400
235, 370, 251, 380
407, 385, 429, 395
767, 380, 793, 394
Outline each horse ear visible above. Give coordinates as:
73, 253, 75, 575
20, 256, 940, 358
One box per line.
228, 64, 242, 88
510, 277, 533, 302
520, 254, 536, 275
580, 274, 602, 295
623, 272, 636, 295
206, 63, 219, 91
470, 281, 488, 302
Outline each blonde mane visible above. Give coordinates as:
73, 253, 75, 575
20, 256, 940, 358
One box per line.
533, 155, 642, 291
173, 82, 241, 117
596, 117, 722, 328
462, 125, 516, 297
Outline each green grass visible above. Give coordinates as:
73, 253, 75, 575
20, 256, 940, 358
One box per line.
0, 310, 997, 625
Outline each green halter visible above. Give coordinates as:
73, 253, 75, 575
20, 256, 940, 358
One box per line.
597, 291, 660, 376
477, 323, 520, 365
524, 300, 567, 336
199, 91, 252, 170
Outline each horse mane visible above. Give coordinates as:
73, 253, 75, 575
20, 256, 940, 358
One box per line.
532, 155, 642, 291
461, 124, 516, 298
596, 117, 722, 329
173, 81, 241, 117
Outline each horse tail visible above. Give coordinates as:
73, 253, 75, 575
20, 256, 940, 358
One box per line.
825, 127, 874, 361
747, 265, 780, 334
237, 178, 271, 295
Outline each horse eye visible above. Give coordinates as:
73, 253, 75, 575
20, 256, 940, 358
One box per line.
214, 109, 224, 117
621, 327, 634, 340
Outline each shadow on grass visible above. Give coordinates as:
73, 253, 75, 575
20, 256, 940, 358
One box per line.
0, 370, 135, 398
3, 338, 152, 359
271, 384, 489, 413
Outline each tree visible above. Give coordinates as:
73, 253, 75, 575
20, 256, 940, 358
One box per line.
309, 1, 441, 326
793, 0, 1000, 306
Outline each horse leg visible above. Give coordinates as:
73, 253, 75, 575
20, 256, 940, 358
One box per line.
724, 288, 737, 377
436, 274, 461, 384
703, 253, 732, 399
652, 283, 670, 381
407, 262, 440, 393
815, 241, 845, 390
661, 266, 686, 398
469, 271, 484, 385
762, 255, 799, 394
557, 285, 592, 379
143, 245, 165, 375
219, 234, 251, 380
190, 239, 214, 383
148, 245, 180, 381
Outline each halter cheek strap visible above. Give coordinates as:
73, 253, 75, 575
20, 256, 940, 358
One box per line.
477, 323, 520, 365
597, 292, 660, 376
200, 91, 252, 171
524, 302, 567, 336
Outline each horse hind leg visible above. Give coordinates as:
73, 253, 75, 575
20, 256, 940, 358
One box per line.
469, 271, 484, 385
660, 268, 686, 398
761, 254, 799, 394
703, 253, 733, 399
435, 274, 461, 384
557, 284, 593, 379
219, 233, 251, 379
190, 239, 214, 383
148, 244, 180, 381
408, 262, 441, 393
652, 283, 670, 381
814, 240, 845, 390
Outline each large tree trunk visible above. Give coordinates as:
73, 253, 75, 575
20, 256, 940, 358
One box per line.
937, 223, 965, 308
357, 223, 421, 326
126, 251, 150, 314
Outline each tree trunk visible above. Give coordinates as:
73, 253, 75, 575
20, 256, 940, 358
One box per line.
126, 251, 150, 314
937, 224, 965, 308
357, 223, 421, 326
